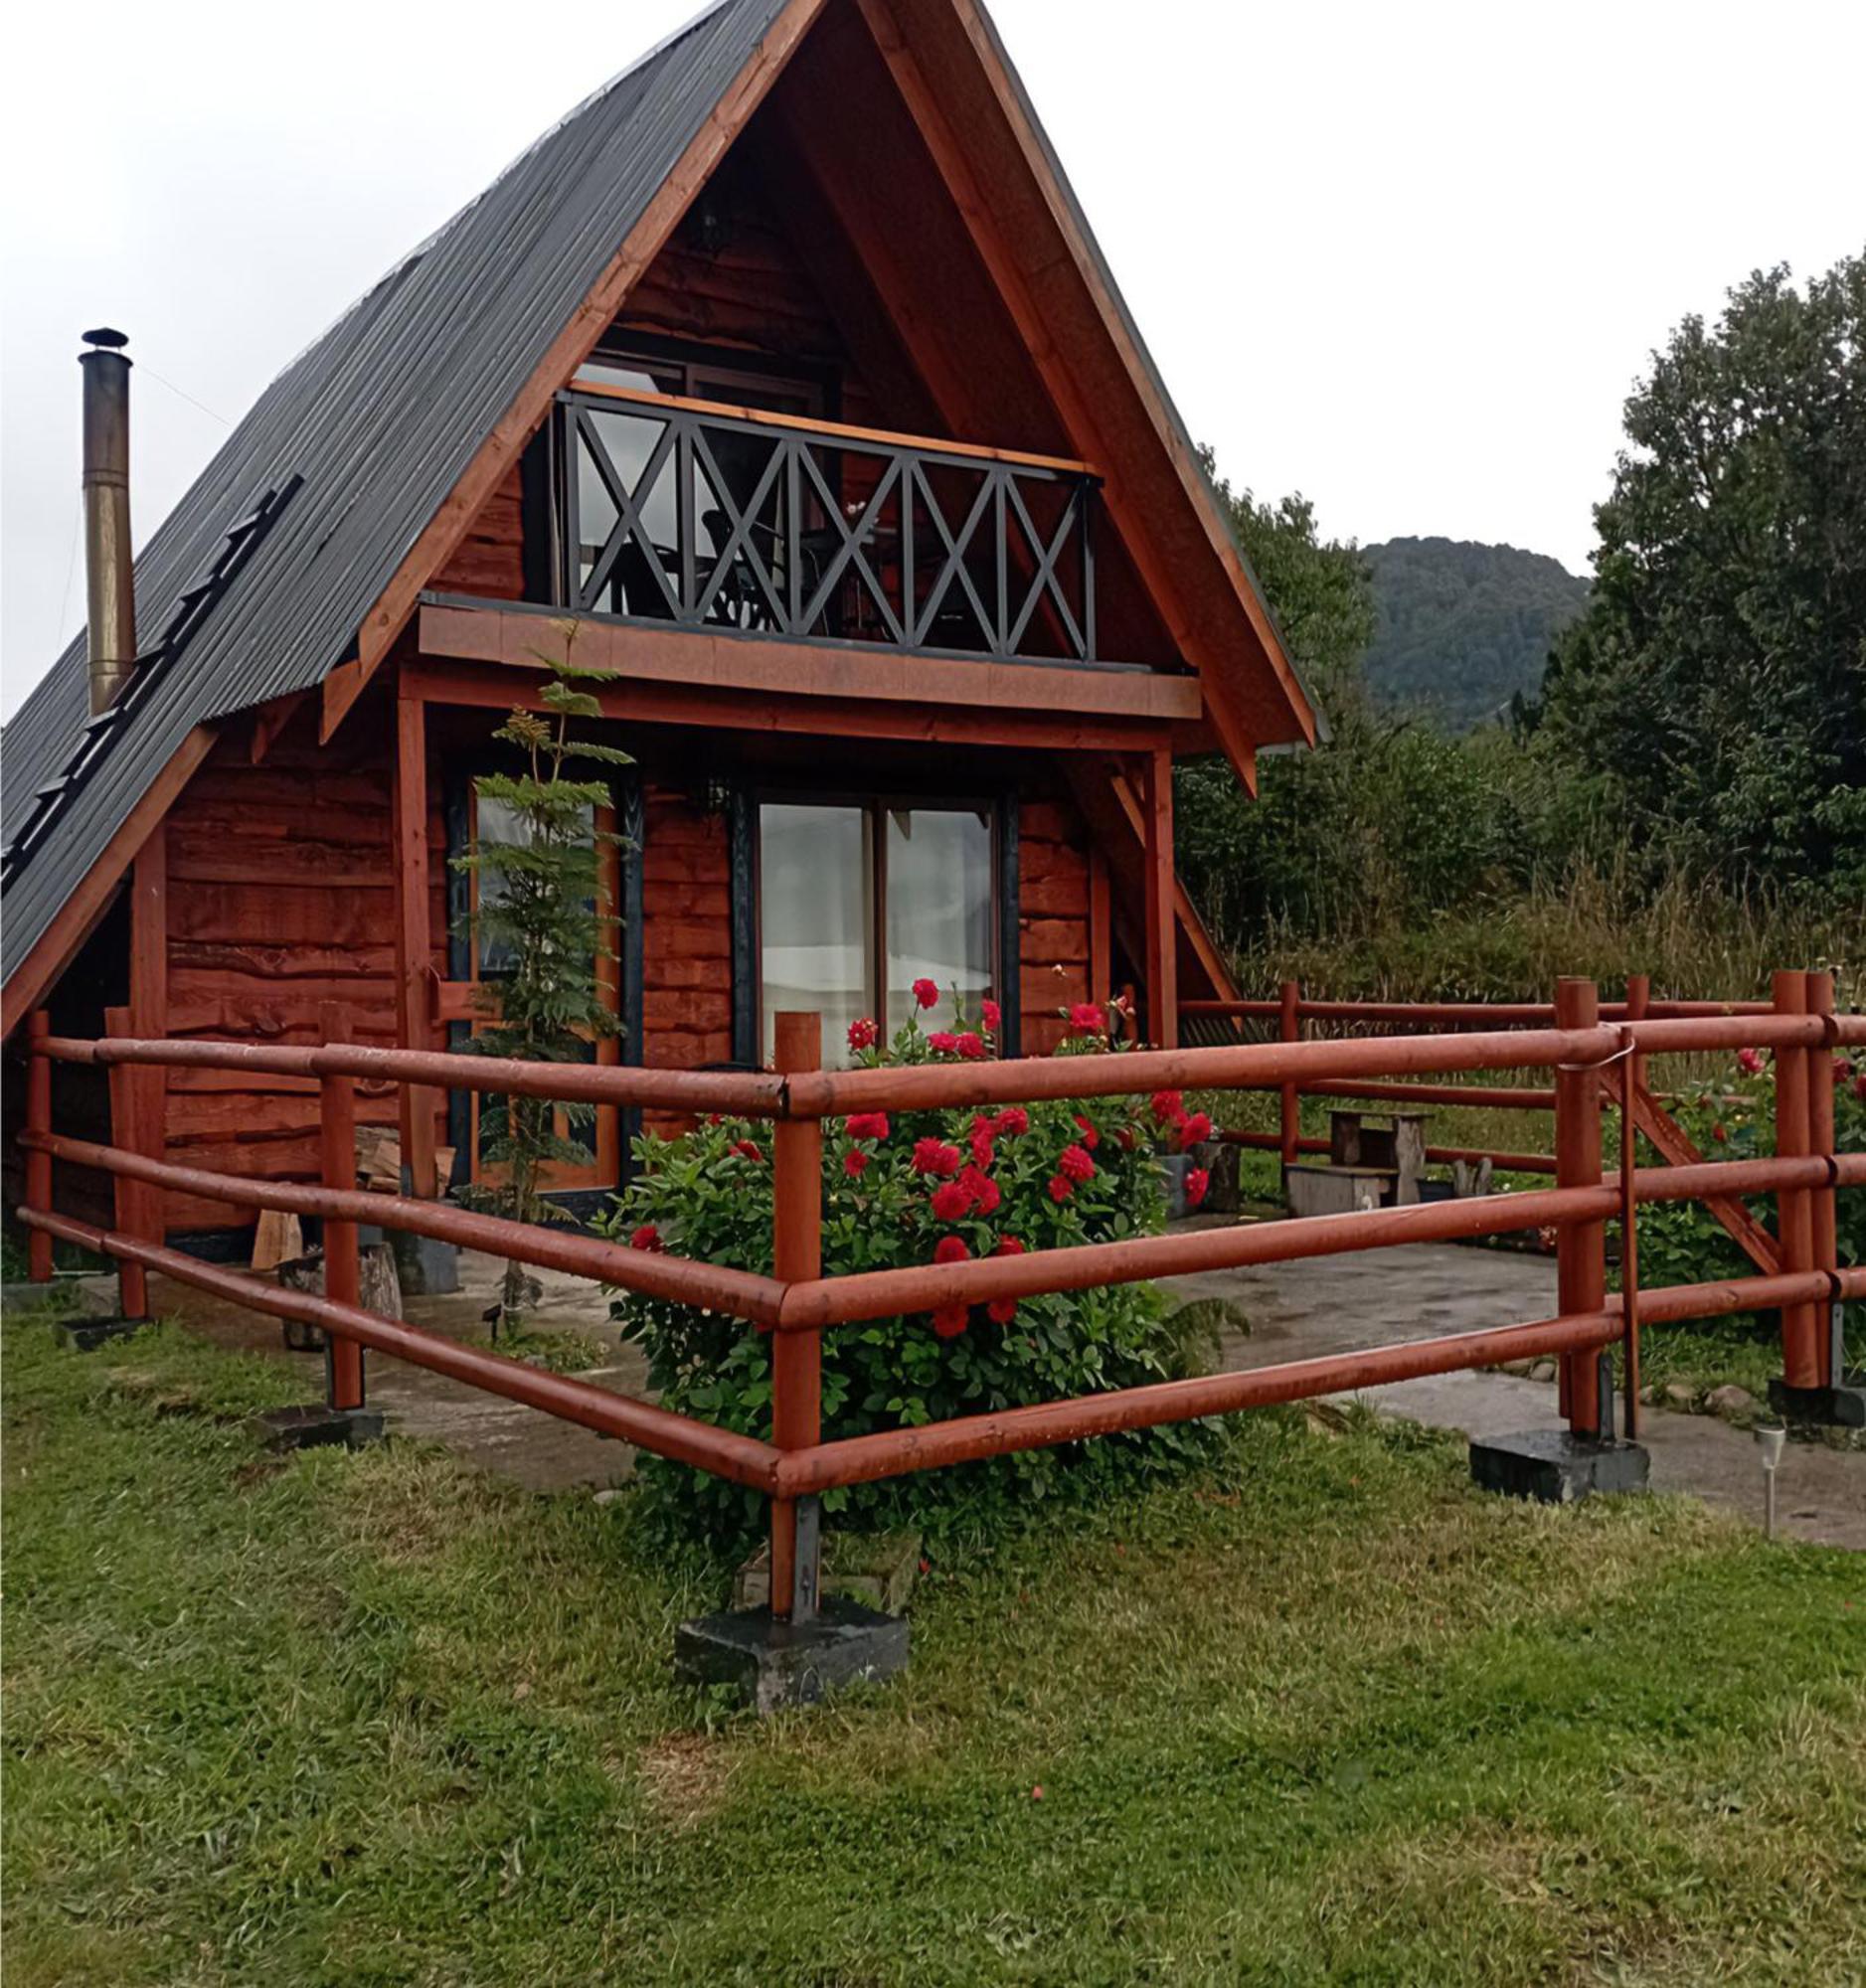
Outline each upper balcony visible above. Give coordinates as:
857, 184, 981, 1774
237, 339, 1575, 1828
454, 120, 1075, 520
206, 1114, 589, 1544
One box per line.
548, 383, 1102, 667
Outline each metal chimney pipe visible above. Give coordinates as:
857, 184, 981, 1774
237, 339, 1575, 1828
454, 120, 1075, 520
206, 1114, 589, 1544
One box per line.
80, 327, 137, 715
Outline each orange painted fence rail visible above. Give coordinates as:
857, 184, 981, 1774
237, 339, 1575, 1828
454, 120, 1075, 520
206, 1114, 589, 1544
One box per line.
16, 974, 1861, 1622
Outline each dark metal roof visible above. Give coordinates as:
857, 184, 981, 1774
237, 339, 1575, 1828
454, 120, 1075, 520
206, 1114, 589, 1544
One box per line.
1, 0, 785, 985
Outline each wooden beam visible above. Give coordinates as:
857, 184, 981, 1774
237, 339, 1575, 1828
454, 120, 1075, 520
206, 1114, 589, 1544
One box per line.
1106, 766, 1241, 1004
393, 689, 438, 1198
249, 691, 309, 766
851, 0, 1308, 767
567, 377, 1093, 476
403, 653, 1173, 756
129, 823, 169, 1243
1088, 843, 1111, 1008
321, 0, 829, 745
415, 601, 1199, 723
1, 726, 216, 1037
1142, 746, 1177, 1050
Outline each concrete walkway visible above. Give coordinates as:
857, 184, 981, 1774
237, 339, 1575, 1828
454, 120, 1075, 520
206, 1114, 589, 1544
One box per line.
1162, 1238, 1866, 1551
86, 1228, 1866, 1547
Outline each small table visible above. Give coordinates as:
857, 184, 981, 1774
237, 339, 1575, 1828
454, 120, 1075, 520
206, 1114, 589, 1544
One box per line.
1328, 1108, 1430, 1206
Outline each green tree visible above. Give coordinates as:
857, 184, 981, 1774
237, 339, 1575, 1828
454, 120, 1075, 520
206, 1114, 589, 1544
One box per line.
1538, 252, 1866, 894
452, 633, 632, 1332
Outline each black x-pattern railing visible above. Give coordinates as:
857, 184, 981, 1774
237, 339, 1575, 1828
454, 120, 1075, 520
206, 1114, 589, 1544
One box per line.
554, 389, 1100, 664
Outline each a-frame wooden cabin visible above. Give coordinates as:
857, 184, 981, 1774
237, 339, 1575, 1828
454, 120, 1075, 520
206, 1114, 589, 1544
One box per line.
1, 0, 1314, 1247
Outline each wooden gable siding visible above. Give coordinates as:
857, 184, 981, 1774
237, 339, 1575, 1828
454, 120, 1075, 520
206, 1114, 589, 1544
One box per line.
158, 722, 446, 1235
430, 462, 524, 600
1018, 798, 1092, 1056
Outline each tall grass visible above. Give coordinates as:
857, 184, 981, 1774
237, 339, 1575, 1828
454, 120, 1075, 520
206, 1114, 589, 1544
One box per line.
1229, 862, 1864, 1009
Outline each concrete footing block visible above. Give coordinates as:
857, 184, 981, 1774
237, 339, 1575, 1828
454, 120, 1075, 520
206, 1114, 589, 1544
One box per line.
1768, 1376, 1866, 1430
675, 1598, 910, 1714
1469, 1428, 1650, 1504
250, 1405, 386, 1452
54, 1316, 152, 1353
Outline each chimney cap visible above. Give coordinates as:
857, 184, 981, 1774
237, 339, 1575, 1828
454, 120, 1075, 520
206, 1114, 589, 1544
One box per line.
82, 326, 129, 350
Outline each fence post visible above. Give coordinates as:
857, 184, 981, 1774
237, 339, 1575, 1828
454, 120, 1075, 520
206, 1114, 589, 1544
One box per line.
769, 1012, 824, 1623
320, 1071, 366, 1413
1773, 969, 1819, 1391
1554, 978, 1605, 1437
1805, 969, 1838, 1393
101, 1006, 149, 1323
1278, 979, 1301, 1173
25, 1010, 55, 1282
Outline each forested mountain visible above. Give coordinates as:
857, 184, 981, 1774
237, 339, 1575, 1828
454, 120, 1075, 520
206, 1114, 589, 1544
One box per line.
1359, 537, 1590, 731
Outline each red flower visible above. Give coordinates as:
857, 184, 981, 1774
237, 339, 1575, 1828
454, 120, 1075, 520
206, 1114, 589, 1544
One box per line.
1177, 1109, 1213, 1150
628, 1223, 664, 1252
1057, 1143, 1097, 1184
987, 1297, 1017, 1326
1116, 1126, 1137, 1151
1150, 1089, 1184, 1123
1068, 1002, 1106, 1036
928, 1031, 961, 1055
707, 1113, 724, 1126
913, 977, 939, 1010
843, 1149, 870, 1179
1073, 1114, 1100, 1150
981, 999, 1002, 1033
1184, 1167, 1210, 1211
970, 1129, 995, 1169
847, 1016, 879, 1052
1737, 1047, 1766, 1076
1832, 1056, 1851, 1085
960, 1165, 1001, 1216
844, 1111, 890, 1142
955, 1031, 987, 1061
1047, 1173, 1074, 1203
931, 1304, 969, 1339
933, 1235, 970, 1264
993, 1235, 1027, 1257
730, 1138, 763, 1162
931, 1179, 974, 1222
994, 1107, 1029, 1137
912, 1137, 962, 1177
1712, 1124, 1728, 1142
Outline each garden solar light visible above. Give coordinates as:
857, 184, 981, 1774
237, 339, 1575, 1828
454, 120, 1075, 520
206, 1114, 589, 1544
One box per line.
1754, 1420, 1787, 1540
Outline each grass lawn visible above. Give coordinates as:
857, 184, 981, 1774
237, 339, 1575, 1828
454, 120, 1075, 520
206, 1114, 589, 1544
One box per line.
5, 1311, 1864, 1987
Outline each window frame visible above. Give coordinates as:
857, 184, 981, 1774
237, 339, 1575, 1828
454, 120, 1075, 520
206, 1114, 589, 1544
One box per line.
751, 788, 1013, 1063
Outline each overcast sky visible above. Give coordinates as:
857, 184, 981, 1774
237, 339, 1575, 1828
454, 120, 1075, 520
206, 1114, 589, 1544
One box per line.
3, 0, 1862, 722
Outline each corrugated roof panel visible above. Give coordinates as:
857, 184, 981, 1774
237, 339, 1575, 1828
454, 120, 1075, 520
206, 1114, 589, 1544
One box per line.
1, 0, 785, 984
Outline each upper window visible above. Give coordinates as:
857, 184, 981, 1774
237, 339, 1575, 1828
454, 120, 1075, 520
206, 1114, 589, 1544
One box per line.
758, 800, 995, 1065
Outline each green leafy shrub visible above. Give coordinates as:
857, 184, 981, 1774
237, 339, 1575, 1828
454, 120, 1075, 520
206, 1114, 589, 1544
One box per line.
598, 994, 1218, 1547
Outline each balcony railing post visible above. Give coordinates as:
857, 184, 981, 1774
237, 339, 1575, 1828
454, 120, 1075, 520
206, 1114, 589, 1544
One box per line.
102, 1006, 149, 1323
25, 1010, 54, 1282
1554, 978, 1606, 1436
769, 1011, 824, 1623
1278, 979, 1301, 1173
1774, 969, 1819, 1390
320, 1070, 366, 1413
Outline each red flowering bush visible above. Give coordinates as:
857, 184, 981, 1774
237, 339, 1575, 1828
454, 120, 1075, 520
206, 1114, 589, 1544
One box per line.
601, 995, 1208, 1540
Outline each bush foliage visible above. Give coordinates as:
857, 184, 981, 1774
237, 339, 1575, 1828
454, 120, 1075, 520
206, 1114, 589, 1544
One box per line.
598, 994, 1218, 1546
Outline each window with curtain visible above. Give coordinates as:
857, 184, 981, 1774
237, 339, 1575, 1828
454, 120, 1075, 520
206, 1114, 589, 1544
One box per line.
759, 800, 995, 1065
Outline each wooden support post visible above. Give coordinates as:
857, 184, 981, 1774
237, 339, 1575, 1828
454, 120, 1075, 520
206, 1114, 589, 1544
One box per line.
319, 1071, 366, 1412
1142, 746, 1177, 1050
1554, 978, 1605, 1436
1278, 978, 1301, 1171
24, 1011, 54, 1281
1618, 1057, 1642, 1439
1624, 972, 1650, 1103
1774, 969, 1819, 1390
393, 689, 438, 1199
1088, 845, 1111, 1011
1806, 968, 1838, 1390
102, 1006, 149, 1321
768, 1012, 823, 1624
129, 824, 168, 1250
